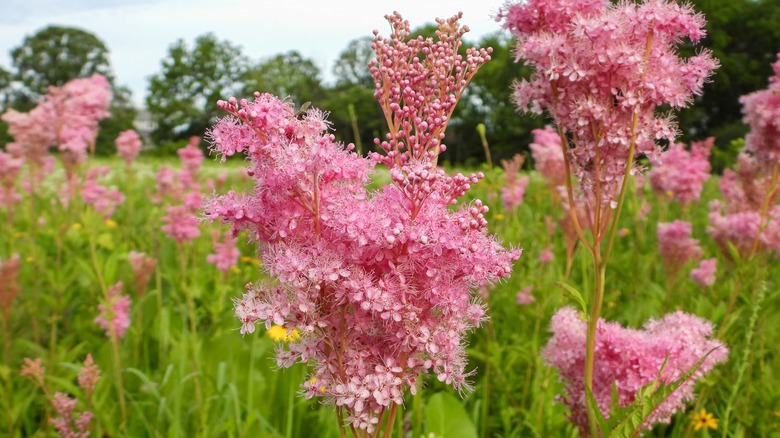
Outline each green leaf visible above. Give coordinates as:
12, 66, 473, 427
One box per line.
424, 392, 478, 438
96, 232, 115, 250
555, 281, 588, 316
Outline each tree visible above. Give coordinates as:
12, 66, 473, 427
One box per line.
11, 26, 113, 107
333, 37, 375, 89
146, 33, 247, 145
95, 86, 138, 155
243, 51, 324, 104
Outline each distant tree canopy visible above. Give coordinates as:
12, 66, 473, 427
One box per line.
146, 33, 247, 145
10, 25, 113, 108
243, 51, 324, 104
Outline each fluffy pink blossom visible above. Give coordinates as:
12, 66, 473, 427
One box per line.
206, 14, 519, 433
128, 251, 156, 296
739, 53, 780, 165
94, 282, 131, 340
161, 205, 201, 243
657, 221, 702, 277
529, 126, 567, 189
50, 392, 92, 438
0, 254, 21, 322
539, 247, 554, 264
115, 129, 142, 166
207, 231, 241, 272
77, 354, 101, 401
543, 307, 728, 433
0, 151, 24, 209
20, 357, 45, 386
501, 154, 530, 211
690, 258, 717, 287
80, 166, 125, 218
178, 136, 205, 175
503, 0, 718, 219
648, 138, 713, 205
515, 286, 535, 305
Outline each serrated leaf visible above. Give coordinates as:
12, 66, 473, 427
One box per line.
555, 281, 588, 316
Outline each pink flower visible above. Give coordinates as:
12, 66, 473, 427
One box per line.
648, 138, 713, 205
178, 136, 204, 175
539, 247, 555, 264
207, 13, 520, 433
128, 251, 156, 296
77, 354, 101, 400
81, 166, 125, 218
690, 258, 717, 287
543, 308, 728, 433
657, 221, 702, 277
162, 205, 201, 243
50, 392, 92, 438
503, 0, 718, 222
740, 52, 780, 165
501, 154, 530, 211
0, 253, 21, 322
20, 357, 45, 386
115, 129, 142, 165
529, 126, 567, 189
0, 151, 24, 209
515, 286, 535, 305
207, 231, 240, 272
94, 282, 131, 340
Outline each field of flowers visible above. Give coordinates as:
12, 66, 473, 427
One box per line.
2, 2, 780, 438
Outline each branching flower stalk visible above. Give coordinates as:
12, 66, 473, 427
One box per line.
500, 0, 719, 434
206, 12, 519, 437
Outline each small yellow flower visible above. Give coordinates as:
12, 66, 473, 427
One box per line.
607, 301, 616, 309
240, 256, 253, 263
266, 325, 301, 343
665, 190, 675, 198
71, 223, 82, 231
104, 219, 118, 229
13, 232, 23, 239
26, 256, 34, 264
691, 408, 719, 431
230, 266, 241, 274
320, 386, 327, 393
494, 213, 505, 221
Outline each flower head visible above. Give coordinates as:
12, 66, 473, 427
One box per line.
115, 129, 142, 166
690, 258, 717, 287
94, 282, 131, 340
77, 354, 101, 400
691, 408, 719, 431
543, 307, 728, 432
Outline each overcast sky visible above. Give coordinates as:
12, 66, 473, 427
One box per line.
0, 0, 505, 106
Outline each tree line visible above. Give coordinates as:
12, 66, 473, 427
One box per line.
1, 0, 779, 168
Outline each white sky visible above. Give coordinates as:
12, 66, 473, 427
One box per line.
0, 0, 504, 106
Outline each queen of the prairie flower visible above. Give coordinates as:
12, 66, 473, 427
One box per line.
543, 308, 728, 433
205, 12, 520, 434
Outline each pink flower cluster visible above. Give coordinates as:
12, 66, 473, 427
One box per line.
206, 18, 518, 430
648, 138, 713, 205
708, 154, 780, 258
690, 258, 717, 287
207, 231, 240, 272
81, 166, 125, 218
115, 129, 142, 166
529, 126, 567, 190
158, 138, 205, 243
739, 53, 780, 165
657, 221, 702, 277
94, 282, 131, 340
51, 392, 92, 438
502, 0, 718, 214
515, 286, 535, 305
129, 251, 156, 296
0, 151, 24, 209
543, 307, 728, 432
501, 154, 530, 211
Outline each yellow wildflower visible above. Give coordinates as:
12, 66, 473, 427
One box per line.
13, 232, 23, 239
267, 325, 301, 343
71, 223, 82, 231
494, 213, 505, 221
230, 266, 241, 274
26, 256, 34, 264
691, 408, 718, 431
104, 219, 118, 229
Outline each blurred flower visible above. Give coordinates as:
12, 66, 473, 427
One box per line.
20, 357, 46, 387
94, 282, 131, 340
207, 230, 240, 273
129, 251, 156, 297
50, 392, 93, 438
515, 286, 535, 305
77, 354, 101, 401
104, 219, 118, 229
690, 258, 717, 287
115, 129, 142, 166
